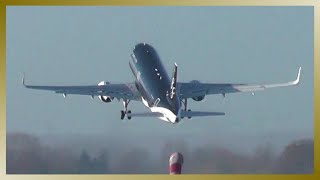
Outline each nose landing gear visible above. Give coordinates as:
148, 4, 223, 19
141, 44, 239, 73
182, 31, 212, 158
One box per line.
120, 99, 132, 120
175, 117, 180, 123
187, 109, 191, 119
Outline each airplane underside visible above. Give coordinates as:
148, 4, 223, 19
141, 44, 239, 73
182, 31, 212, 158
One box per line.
118, 96, 225, 124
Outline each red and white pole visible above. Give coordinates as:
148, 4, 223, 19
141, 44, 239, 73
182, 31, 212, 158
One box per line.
169, 152, 184, 174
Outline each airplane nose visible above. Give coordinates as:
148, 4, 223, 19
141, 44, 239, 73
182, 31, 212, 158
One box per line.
175, 117, 180, 123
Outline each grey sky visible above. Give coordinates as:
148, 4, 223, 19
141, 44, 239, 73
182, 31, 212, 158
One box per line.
6, 6, 313, 153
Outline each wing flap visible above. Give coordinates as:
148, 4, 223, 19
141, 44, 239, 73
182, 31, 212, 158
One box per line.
178, 67, 301, 99
23, 75, 141, 101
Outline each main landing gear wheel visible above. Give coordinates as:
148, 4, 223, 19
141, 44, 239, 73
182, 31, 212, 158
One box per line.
127, 110, 132, 120
120, 110, 125, 120
182, 98, 192, 119
187, 109, 192, 119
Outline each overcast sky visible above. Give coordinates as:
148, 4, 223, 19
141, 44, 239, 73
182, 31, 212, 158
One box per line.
6, 6, 313, 153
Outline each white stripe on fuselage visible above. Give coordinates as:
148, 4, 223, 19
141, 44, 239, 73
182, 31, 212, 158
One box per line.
141, 97, 179, 123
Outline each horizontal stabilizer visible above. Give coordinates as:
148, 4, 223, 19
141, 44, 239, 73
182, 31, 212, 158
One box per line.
181, 110, 225, 118
128, 112, 163, 118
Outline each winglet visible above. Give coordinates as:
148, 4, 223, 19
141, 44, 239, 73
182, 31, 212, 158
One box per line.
22, 72, 26, 87
292, 67, 301, 85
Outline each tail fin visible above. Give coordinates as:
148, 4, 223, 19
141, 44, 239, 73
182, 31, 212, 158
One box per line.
169, 63, 178, 100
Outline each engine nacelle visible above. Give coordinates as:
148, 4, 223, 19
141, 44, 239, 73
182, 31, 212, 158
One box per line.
98, 81, 114, 103
192, 95, 205, 101
189, 80, 205, 101
190, 80, 201, 84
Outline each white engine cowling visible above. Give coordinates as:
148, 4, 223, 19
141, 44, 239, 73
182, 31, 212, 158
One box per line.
98, 81, 114, 103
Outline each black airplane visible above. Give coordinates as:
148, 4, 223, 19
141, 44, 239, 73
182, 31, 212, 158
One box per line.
23, 43, 301, 124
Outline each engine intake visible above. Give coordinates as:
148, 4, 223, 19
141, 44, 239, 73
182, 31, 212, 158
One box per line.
189, 80, 205, 101
190, 80, 201, 84
98, 81, 114, 103
192, 95, 205, 101
99, 95, 113, 103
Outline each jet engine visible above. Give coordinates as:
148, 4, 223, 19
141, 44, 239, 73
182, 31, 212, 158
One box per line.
98, 81, 114, 103
192, 95, 205, 101
190, 80, 201, 84
190, 80, 205, 101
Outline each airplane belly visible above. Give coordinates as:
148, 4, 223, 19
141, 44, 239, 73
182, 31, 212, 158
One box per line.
131, 43, 180, 123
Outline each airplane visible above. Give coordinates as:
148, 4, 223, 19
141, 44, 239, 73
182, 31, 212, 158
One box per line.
23, 43, 301, 124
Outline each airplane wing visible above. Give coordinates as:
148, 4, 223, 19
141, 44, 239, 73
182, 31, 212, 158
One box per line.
178, 67, 301, 99
22, 76, 141, 101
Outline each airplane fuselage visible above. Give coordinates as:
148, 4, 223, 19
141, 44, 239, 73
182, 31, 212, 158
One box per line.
129, 43, 181, 123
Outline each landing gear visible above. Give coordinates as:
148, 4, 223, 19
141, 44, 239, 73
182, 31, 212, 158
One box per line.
181, 98, 192, 119
127, 110, 132, 120
120, 110, 125, 120
184, 98, 188, 111
120, 99, 132, 120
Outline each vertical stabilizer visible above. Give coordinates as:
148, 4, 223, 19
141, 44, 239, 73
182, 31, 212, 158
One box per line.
170, 63, 178, 100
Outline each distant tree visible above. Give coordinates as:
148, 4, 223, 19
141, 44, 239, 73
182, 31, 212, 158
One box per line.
77, 150, 93, 174
7, 133, 48, 174
8, 133, 111, 174
274, 139, 314, 174
44, 146, 78, 173
210, 147, 250, 173
251, 143, 275, 173
113, 148, 152, 174
91, 151, 109, 173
